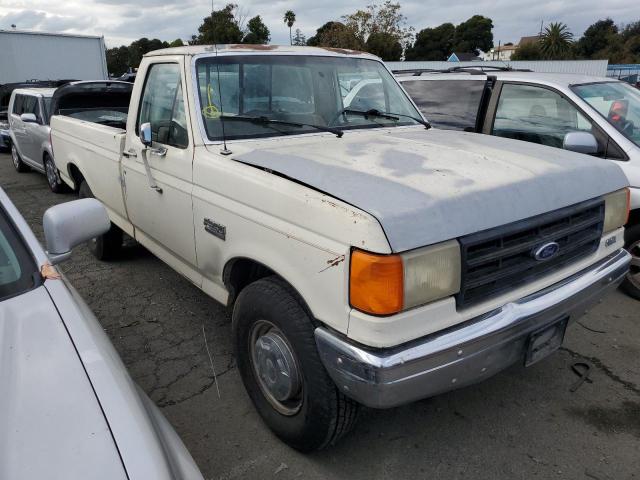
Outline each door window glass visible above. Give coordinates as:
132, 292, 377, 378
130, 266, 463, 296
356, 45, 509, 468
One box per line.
401, 79, 485, 131
493, 84, 595, 149
138, 63, 188, 149
22, 96, 38, 116
12, 94, 23, 114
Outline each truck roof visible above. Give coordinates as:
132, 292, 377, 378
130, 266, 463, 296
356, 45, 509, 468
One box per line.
396, 70, 615, 88
145, 44, 378, 59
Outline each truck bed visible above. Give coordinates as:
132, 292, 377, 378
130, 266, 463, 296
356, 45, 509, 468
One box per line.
50, 115, 129, 229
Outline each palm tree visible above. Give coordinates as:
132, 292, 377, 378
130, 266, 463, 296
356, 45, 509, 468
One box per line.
539, 22, 574, 59
284, 10, 296, 45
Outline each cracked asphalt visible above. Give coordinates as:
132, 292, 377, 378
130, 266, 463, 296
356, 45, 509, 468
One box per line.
1, 152, 639, 480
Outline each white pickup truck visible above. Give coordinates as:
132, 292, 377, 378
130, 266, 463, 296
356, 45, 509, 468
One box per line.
51, 45, 631, 452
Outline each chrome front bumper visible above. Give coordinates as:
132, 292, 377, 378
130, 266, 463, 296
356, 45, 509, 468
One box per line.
315, 249, 631, 409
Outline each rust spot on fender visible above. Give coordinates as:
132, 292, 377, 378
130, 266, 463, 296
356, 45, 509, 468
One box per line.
319, 254, 346, 273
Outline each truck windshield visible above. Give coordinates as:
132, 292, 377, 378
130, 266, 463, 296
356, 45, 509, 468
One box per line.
195, 55, 423, 141
572, 81, 640, 148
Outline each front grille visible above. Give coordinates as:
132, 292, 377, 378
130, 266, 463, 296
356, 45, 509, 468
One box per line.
457, 198, 604, 308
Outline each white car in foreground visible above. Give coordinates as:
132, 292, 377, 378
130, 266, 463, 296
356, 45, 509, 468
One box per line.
397, 68, 640, 298
0, 188, 203, 480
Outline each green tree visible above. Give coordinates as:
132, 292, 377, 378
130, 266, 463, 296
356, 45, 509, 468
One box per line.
452, 15, 493, 55
284, 10, 296, 45
539, 22, 574, 59
510, 41, 542, 60
511, 42, 542, 60
575, 19, 617, 58
405, 23, 455, 60
306, 21, 363, 50
342, 1, 413, 51
195, 3, 243, 45
106, 45, 129, 77
366, 31, 402, 60
128, 38, 169, 67
292, 28, 306, 46
169, 38, 184, 48
243, 15, 270, 44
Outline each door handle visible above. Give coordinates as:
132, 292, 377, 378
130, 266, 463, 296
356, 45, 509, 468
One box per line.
148, 146, 167, 157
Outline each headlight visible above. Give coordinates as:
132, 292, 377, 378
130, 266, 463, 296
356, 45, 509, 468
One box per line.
603, 188, 630, 233
349, 240, 461, 316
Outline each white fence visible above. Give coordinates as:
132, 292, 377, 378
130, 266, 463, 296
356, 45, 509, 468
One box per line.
386, 60, 609, 77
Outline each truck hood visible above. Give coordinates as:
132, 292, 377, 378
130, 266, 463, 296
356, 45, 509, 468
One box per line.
233, 128, 628, 252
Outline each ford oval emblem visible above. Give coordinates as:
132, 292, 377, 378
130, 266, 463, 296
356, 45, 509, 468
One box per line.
532, 242, 560, 261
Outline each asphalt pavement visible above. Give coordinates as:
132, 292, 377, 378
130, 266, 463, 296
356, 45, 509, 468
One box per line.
1, 152, 638, 480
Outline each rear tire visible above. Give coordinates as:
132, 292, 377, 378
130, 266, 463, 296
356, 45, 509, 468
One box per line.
11, 144, 29, 173
233, 276, 359, 452
621, 224, 640, 300
44, 154, 67, 193
78, 181, 123, 260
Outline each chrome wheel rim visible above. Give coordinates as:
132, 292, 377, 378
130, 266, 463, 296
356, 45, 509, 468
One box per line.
45, 158, 57, 188
249, 320, 302, 416
627, 240, 640, 290
11, 145, 19, 169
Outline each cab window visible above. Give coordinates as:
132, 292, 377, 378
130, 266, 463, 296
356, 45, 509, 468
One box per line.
493, 83, 596, 150
138, 63, 188, 149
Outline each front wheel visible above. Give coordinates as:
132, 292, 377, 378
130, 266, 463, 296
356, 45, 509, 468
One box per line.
44, 154, 67, 193
78, 181, 123, 260
233, 277, 359, 452
11, 144, 29, 173
621, 224, 640, 300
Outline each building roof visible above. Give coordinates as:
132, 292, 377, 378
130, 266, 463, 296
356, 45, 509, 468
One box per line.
493, 44, 517, 52
519, 35, 540, 46
0, 29, 103, 40
145, 44, 377, 59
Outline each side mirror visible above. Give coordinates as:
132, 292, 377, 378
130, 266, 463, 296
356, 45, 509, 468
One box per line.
20, 113, 37, 123
563, 131, 599, 155
43, 198, 110, 264
139, 122, 153, 147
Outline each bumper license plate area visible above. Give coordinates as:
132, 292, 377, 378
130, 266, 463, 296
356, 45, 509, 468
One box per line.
525, 317, 568, 367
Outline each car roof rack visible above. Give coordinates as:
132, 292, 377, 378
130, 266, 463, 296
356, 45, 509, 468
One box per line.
392, 65, 532, 76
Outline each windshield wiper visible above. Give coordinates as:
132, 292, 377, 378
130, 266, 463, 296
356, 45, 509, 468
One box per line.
219, 114, 343, 138
341, 108, 431, 129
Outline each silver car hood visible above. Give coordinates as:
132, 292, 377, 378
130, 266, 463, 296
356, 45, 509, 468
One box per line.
234, 128, 628, 251
0, 286, 127, 480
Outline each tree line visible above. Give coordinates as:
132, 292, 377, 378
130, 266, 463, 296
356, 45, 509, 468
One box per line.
106, 2, 640, 76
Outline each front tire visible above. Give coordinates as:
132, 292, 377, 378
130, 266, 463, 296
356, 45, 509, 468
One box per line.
44, 154, 67, 193
78, 181, 123, 260
11, 144, 29, 172
621, 224, 640, 300
233, 276, 359, 452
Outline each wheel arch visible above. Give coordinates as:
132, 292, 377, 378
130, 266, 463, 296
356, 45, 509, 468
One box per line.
66, 163, 85, 191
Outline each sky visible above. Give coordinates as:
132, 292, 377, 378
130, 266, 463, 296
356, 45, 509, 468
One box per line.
0, 0, 637, 49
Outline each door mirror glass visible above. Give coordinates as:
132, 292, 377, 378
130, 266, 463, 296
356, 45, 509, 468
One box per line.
20, 113, 37, 123
563, 131, 599, 155
139, 122, 152, 146
43, 198, 110, 264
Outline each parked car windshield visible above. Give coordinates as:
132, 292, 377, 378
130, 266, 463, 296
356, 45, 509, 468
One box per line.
0, 206, 37, 301
195, 55, 423, 141
572, 81, 640, 148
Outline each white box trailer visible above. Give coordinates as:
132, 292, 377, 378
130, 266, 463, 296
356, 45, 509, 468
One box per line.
0, 29, 108, 84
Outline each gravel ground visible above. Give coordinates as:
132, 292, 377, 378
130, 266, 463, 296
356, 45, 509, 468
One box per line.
1, 152, 638, 480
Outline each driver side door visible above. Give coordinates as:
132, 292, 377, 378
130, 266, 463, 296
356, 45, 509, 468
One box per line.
121, 60, 200, 284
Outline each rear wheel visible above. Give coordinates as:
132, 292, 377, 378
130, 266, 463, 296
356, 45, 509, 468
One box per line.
44, 154, 67, 193
11, 144, 29, 172
233, 276, 359, 452
78, 181, 123, 260
621, 224, 640, 300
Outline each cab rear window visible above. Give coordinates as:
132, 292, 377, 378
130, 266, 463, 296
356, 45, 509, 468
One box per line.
401, 79, 485, 131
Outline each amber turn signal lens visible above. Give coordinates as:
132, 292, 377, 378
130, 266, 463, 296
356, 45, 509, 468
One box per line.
350, 250, 403, 315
